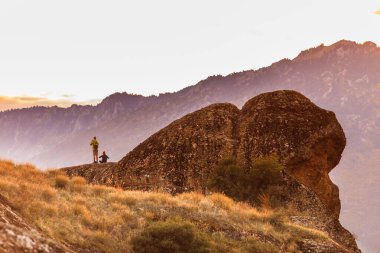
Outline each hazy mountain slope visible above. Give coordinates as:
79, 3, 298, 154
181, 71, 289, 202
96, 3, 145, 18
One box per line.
0, 40, 379, 251
3, 40, 379, 168
0, 93, 152, 162
31, 41, 380, 168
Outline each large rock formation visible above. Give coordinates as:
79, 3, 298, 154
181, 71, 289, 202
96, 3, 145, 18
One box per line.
63, 90, 360, 252
64, 91, 344, 217
238, 91, 345, 217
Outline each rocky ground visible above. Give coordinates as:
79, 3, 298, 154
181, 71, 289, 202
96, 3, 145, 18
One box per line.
0, 195, 71, 253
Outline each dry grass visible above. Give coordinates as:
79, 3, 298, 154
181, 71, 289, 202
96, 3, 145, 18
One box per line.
55, 175, 70, 189
0, 160, 332, 253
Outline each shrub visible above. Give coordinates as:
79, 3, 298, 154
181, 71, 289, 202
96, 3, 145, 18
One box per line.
55, 175, 70, 189
71, 176, 87, 192
208, 193, 234, 210
72, 203, 90, 217
72, 176, 87, 185
250, 156, 284, 191
131, 219, 212, 253
207, 156, 284, 205
207, 158, 248, 201
41, 187, 57, 202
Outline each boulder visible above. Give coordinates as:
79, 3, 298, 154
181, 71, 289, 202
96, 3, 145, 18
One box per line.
63, 90, 345, 218
62, 90, 359, 252
238, 90, 345, 217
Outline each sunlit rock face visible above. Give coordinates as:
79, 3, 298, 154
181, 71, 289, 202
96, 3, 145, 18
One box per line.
65, 90, 345, 218
63, 90, 361, 252
238, 90, 345, 218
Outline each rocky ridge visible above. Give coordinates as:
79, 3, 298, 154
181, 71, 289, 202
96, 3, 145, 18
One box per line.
65, 91, 344, 216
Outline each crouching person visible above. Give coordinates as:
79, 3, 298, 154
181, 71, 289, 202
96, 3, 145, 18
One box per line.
99, 151, 109, 163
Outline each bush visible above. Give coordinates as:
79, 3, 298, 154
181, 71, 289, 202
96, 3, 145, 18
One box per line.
55, 175, 70, 189
207, 158, 248, 201
41, 187, 57, 202
72, 176, 87, 185
207, 156, 284, 205
208, 193, 234, 210
131, 219, 212, 253
250, 156, 284, 191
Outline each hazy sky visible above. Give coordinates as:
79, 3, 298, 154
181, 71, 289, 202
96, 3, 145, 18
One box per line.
0, 0, 379, 109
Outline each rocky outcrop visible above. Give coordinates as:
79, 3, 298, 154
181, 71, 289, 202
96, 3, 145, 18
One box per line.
238, 91, 345, 217
64, 91, 344, 215
62, 90, 360, 252
63, 103, 240, 192
279, 173, 359, 252
0, 195, 71, 253
64, 162, 116, 186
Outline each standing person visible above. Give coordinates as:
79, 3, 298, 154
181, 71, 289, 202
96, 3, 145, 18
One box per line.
90, 136, 99, 163
99, 151, 109, 163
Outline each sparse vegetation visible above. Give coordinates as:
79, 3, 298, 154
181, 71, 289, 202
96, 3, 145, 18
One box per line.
245, 239, 277, 253
207, 156, 284, 206
0, 160, 331, 253
132, 219, 212, 253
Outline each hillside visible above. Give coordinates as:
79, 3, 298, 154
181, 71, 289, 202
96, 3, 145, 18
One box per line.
0, 40, 379, 251
0, 192, 70, 252
62, 91, 361, 252
0, 160, 360, 253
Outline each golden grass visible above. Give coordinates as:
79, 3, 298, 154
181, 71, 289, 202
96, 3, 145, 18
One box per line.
55, 174, 70, 189
71, 176, 87, 185
0, 160, 332, 252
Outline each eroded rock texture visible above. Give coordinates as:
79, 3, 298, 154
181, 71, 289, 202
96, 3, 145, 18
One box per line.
238, 91, 345, 217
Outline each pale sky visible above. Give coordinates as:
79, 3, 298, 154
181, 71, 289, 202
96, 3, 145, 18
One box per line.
0, 0, 379, 109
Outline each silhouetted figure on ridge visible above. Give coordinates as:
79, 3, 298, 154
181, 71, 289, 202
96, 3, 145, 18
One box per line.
90, 136, 99, 163
99, 151, 109, 163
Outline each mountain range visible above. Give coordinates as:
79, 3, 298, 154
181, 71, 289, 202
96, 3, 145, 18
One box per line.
0, 40, 379, 252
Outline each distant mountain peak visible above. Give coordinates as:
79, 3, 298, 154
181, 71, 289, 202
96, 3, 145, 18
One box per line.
100, 92, 145, 104
362, 40, 378, 49
331, 39, 359, 47
294, 40, 379, 62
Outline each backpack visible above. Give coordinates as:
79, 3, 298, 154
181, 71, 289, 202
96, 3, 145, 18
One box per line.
92, 140, 99, 149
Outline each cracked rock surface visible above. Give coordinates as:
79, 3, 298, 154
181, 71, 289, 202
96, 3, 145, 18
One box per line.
65, 90, 345, 217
